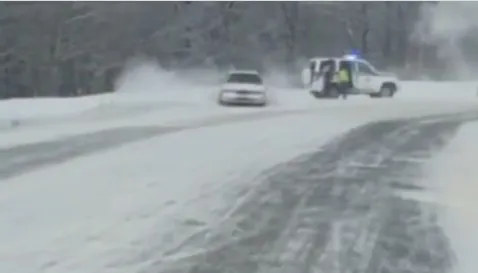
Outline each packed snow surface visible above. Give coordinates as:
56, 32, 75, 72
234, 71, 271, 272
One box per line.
0, 111, 368, 273
0, 80, 478, 148
0, 80, 477, 123
0, 77, 478, 272
425, 121, 478, 273
0, 98, 476, 273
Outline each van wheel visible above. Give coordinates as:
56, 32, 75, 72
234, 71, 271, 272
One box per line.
378, 83, 396, 98
381, 87, 393, 97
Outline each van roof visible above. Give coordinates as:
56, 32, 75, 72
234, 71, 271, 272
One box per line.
309, 56, 365, 63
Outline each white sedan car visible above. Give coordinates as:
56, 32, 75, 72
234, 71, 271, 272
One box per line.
218, 70, 268, 106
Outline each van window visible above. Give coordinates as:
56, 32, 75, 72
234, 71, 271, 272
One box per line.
339, 60, 352, 70
319, 59, 336, 72
357, 62, 376, 75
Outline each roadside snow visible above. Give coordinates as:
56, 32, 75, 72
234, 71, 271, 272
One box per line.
0, 80, 475, 127
0, 105, 258, 148
0, 80, 476, 148
424, 121, 478, 273
397, 81, 478, 100
0, 96, 105, 130
1, 95, 477, 150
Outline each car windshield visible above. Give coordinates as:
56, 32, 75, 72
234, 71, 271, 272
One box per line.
227, 73, 262, 84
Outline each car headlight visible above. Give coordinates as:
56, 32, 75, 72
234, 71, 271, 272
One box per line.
221, 90, 236, 95
220, 90, 237, 99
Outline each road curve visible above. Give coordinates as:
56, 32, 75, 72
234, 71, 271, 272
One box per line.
140, 117, 463, 273
2, 107, 477, 180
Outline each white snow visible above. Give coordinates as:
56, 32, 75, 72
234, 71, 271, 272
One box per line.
0, 79, 476, 124
0, 96, 106, 129
0, 105, 259, 148
397, 81, 478, 100
424, 121, 478, 273
1, 76, 478, 272
0, 61, 223, 133
2, 91, 477, 150
0, 111, 365, 273
0, 79, 478, 149
1, 97, 478, 273
2, 61, 477, 133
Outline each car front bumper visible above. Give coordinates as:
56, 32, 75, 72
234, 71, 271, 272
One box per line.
219, 91, 267, 105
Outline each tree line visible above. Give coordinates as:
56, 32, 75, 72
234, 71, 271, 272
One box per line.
0, 2, 445, 99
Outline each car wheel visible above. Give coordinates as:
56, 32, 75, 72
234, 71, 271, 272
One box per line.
379, 85, 395, 98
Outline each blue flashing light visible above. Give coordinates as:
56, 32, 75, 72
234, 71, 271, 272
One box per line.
343, 49, 362, 60
350, 49, 361, 56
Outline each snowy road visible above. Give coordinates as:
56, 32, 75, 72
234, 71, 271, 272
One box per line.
0, 108, 331, 179
2, 110, 474, 273
144, 116, 464, 273
1, 81, 478, 273
1, 103, 475, 180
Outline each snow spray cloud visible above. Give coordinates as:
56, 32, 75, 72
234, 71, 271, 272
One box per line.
414, 2, 478, 80
112, 57, 228, 105
113, 57, 224, 93
114, 57, 179, 94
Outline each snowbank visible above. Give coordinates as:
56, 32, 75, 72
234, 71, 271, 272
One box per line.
0, 96, 109, 130
398, 81, 478, 100
424, 121, 478, 273
0, 62, 224, 131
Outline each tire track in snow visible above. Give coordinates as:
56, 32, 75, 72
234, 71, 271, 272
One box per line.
142, 117, 462, 273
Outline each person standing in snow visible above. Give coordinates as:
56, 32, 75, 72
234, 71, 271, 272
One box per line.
337, 62, 351, 99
